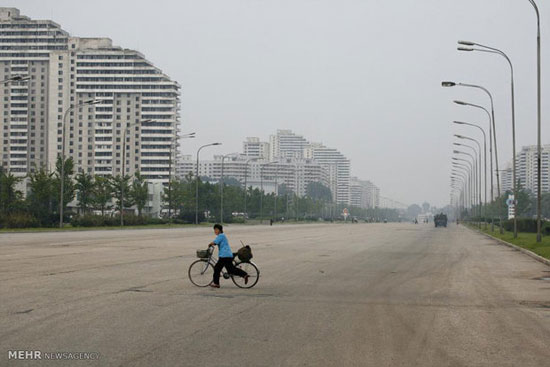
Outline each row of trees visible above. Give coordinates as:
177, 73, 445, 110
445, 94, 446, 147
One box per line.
0, 157, 149, 228
1, 158, 401, 228
457, 186, 550, 221
166, 173, 398, 223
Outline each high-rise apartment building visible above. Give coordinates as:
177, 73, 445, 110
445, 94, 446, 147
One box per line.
0, 8, 180, 182
176, 155, 326, 197
243, 137, 269, 160
500, 145, 550, 194
350, 177, 380, 209
304, 143, 351, 205
266, 129, 352, 205
269, 129, 309, 160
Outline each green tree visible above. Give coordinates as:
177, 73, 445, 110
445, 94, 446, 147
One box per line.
0, 169, 23, 214
92, 175, 113, 216
110, 174, 133, 215
130, 172, 149, 217
306, 182, 333, 202
27, 167, 56, 226
164, 173, 195, 218
75, 172, 95, 214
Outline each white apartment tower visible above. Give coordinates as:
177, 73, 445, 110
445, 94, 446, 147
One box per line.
0, 8, 180, 182
350, 177, 380, 209
243, 137, 269, 159
304, 143, 351, 205
269, 129, 309, 160
501, 145, 550, 194
176, 155, 326, 197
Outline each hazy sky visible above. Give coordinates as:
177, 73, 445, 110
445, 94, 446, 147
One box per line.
10, 0, 550, 207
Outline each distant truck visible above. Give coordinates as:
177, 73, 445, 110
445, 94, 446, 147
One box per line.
434, 213, 448, 228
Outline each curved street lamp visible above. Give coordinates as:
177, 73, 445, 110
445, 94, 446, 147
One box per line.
458, 41, 518, 238
455, 135, 484, 224
260, 161, 279, 224
525, 0, 542, 242
59, 99, 102, 228
442, 81, 496, 205
220, 153, 240, 223
453, 121, 490, 229
452, 164, 472, 209
452, 163, 472, 209
195, 142, 222, 224
454, 100, 504, 233
451, 171, 469, 210
453, 156, 475, 211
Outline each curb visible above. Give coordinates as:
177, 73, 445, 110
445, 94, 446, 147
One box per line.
468, 227, 550, 267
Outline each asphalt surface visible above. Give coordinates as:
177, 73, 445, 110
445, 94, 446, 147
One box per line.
1, 223, 550, 367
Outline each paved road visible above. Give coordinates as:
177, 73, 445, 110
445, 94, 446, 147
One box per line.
1, 223, 550, 366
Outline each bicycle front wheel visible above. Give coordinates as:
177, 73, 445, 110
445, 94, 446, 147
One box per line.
188, 259, 214, 287
231, 261, 260, 289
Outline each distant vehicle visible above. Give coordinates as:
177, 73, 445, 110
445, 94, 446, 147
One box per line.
434, 213, 447, 228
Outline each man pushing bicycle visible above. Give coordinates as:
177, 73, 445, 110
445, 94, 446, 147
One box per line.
208, 224, 249, 288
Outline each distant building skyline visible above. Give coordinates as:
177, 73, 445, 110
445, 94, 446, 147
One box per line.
176, 128, 396, 208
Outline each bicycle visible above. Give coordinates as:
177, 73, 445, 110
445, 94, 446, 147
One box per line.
188, 246, 260, 288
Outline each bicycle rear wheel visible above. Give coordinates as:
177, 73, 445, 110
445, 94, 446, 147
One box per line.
231, 261, 260, 289
188, 259, 214, 287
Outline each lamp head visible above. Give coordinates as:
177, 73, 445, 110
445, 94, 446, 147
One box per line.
458, 40, 475, 46
84, 99, 102, 105
453, 121, 465, 125
441, 81, 456, 87
454, 100, 467, 106
12, 75, 31, 82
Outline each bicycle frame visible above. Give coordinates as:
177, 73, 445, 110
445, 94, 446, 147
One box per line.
199, 247, 241, 278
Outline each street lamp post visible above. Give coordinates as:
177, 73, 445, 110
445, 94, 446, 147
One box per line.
454, 100, 503, 233
458, 42, 518, 238
260, 161, 278, 224
220, 153, 238, 223
195, 143, 222, 225
453, 122, 488, 228
454, 150, 479, 226
525, 0, 542, 242
442, 81, 496, 230
169, 132, 195, 221
452, 167, 471, 212
242, 158, 256, 222
455, 140, 482, 225
119, 119, 154, 226
452, 167, 471, 209
451, 179, 466, 213
453, 157, 475, 212
59, 99, 101, 228
455, 135, 484, 222
451, 175, 467, 211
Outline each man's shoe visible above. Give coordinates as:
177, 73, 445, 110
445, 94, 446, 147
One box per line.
244, 275, 249, 285
210, 283, 220, 288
